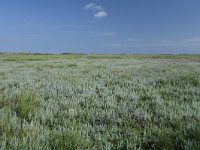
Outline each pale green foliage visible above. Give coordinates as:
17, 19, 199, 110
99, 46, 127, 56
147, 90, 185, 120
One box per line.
0, 54, 200, 149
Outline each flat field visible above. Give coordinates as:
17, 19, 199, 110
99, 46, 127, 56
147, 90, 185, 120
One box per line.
0, 54, 200, 149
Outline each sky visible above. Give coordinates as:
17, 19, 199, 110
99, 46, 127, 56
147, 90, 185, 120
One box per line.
0, 0, 200, 54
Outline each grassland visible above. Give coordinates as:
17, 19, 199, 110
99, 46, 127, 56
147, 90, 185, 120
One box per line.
0, 53, 200, 61
0, 53, 200, 149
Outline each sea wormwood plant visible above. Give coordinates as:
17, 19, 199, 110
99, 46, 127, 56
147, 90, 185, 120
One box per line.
0, 55, 200, 149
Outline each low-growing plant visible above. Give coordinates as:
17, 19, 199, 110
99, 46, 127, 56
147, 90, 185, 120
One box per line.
48, 130, 91, 149
67, 63, 77, 67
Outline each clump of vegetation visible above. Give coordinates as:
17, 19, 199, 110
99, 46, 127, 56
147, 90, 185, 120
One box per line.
0, 112, 13, 138
0, 72, 6, 80
13, 90, 38, 120
48, 130, 91, 149
11, 90, 38, 132
67, 63, 77, 67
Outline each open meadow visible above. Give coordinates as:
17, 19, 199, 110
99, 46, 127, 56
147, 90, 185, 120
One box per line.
0, 53, 200, 149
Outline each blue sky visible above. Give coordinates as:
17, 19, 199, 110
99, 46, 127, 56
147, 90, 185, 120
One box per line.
0, 0, 200, 54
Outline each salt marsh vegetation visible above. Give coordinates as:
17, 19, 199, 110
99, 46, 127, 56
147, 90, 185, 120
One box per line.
0, 54, 200, 149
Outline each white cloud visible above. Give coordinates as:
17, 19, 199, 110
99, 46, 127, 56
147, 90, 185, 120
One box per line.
85, 3, 103, 11
85, 3, 108, 19
94, 11, 107, 18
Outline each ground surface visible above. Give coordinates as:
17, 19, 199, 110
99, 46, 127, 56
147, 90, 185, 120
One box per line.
0, 54, 200, 149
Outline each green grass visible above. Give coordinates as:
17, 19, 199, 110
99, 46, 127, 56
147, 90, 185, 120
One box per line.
14, 90, 38, 121
0, 53, 84, 61
0, 53, 200, 61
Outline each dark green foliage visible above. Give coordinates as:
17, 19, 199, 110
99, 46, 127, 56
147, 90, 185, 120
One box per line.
13, 90, 38, 120
48, 130, 91, 149
67, 63, 77, 68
